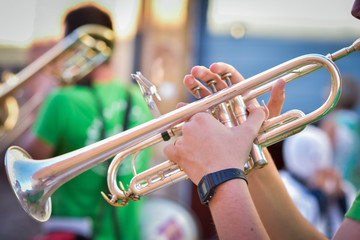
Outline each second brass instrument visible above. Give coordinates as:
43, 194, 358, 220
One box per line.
4, 38, 360, 222
0, 24, 114, 151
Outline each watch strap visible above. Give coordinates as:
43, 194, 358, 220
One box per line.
211, 168, 247, 186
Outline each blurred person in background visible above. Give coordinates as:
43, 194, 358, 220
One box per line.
281, 125, 357, 238
21, 3, 153, 240
320, 75, 360, 190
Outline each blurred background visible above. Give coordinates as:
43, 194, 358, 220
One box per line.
1, 0, 360, 239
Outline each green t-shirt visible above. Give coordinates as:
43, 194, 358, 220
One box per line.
345, 190, 360, 222
32, 79, 153, 240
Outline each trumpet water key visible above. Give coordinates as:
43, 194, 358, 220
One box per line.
5, 38, 360, 222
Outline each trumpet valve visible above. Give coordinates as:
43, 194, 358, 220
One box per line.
221, 72, 232, 86
206, 79, 218, 93
191, 86, 202, 99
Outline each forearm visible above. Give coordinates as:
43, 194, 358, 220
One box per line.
333, 218, 360, 240
209, 179, 269, 240
247, 148, 327, 240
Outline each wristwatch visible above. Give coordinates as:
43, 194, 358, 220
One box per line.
197, 168, 247, 205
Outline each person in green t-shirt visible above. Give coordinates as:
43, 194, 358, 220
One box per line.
23, 4, 153, 240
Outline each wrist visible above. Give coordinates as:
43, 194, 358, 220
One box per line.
208, 178, 248, 208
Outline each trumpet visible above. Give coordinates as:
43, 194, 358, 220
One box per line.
0, 24, 114, 149
5, 38, 360, 223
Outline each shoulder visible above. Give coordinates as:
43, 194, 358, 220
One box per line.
116, 81, 148, 106
42, 88, 70, 108
46, 85, 89, 102
124, 82, 153, 121
127, 82, 145, 99
98, 79, 139, 96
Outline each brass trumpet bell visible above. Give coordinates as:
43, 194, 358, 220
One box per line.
5, 146, 52, 222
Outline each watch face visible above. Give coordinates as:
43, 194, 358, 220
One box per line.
198, 178, 209, 199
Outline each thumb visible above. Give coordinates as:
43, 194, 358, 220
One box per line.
175, 102, 188, 109
163, 144, 177, 163
236, 104, 266, 137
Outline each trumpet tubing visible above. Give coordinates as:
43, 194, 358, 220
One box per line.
0, 96, 19, 135
5, 38, 360, 222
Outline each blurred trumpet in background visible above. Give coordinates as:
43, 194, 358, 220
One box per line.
0, 24, 114, 153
